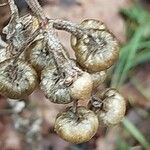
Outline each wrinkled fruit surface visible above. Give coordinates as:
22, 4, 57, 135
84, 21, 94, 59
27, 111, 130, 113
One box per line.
54, 106, 99, 144
0, 59, 38, 99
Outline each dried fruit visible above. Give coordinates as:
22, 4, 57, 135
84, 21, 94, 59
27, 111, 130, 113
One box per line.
54, 106, 99, 144
70, 70, 93, 100
89, 88, 126, 126
26, 36, 55, 72
0, 59, 38, 99
40, 65, 72, 104
71, 19, 119, 72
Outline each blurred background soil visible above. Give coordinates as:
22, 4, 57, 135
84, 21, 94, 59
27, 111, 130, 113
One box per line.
0, 0, 150, 150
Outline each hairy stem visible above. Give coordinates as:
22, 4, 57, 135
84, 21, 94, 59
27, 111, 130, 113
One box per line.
51, 19, 84, 38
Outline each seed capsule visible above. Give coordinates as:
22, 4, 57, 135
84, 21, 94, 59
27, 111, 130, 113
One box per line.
0, 59, 38, 99
40, 65, 93, 104
70, 71, 93, 100
54, 106, 99, 144
71, 19, 119, 72
40, 66, 72, 104
26, 36, 55, 72
89, 88, 126, 126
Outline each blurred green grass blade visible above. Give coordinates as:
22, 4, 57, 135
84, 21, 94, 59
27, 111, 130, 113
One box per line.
122, 118, 150, 150
117, 26, 145, 88
138, 41, 150, 50
111, 45, 129, 88
112, 2, 150, 88
120, 1, 149, 24
111, 26, 144, 88
133, 50, 150, 66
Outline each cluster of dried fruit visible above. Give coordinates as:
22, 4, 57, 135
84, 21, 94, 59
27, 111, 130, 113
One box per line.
0, 0, 126, 144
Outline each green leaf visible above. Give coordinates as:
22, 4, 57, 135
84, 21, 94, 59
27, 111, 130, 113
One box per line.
122, 118, 150, 150
133, 50, 150, 66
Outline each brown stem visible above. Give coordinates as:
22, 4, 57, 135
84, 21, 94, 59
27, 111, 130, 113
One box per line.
51, 19, 84, 38
25, 0, 74, 72
51, 19, 98, 45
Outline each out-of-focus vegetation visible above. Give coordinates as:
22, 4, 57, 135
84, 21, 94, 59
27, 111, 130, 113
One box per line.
111, 1, 150, 88
111, 1, 150, 150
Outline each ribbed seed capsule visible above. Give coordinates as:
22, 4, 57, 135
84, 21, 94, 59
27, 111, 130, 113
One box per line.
89, 88, 126, 126
40, 65, 93, 104
71, 19, 119, 72
0, 59, 38, 99
26, 37, 55, 72
54, 106, 99, 144
40, 66, 72, 104
1, 15, 40, 62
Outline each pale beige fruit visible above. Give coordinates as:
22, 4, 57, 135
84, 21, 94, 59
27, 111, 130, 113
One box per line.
71, 19, 119, 72
0, 59, 38, 99
89, 88, 126, 126
54, 106, 99, 144
70, 71, 93, 100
